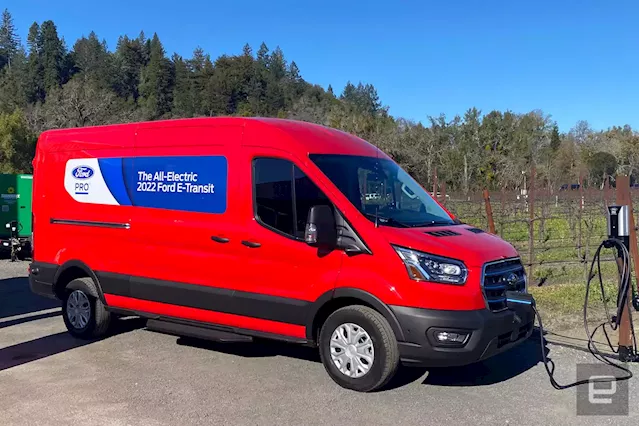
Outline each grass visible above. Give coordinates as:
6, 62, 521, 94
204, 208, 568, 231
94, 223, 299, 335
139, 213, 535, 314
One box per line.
530, 280, 620, 317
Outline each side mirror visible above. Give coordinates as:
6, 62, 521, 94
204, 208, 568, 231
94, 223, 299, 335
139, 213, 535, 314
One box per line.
304, 205, 337, 247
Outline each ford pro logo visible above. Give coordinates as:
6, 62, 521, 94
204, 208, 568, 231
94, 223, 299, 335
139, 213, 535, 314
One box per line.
72, 166, 94, 179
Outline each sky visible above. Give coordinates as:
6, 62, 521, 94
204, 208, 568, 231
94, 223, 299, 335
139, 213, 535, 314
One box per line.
4, 0, 639, 132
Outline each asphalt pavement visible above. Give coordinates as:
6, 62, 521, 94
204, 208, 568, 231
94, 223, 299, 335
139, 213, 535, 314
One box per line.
0, 259, 637, 426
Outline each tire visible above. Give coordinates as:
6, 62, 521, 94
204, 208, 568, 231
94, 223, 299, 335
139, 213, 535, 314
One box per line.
319, 305, 400, 392
62, 277, 111, 339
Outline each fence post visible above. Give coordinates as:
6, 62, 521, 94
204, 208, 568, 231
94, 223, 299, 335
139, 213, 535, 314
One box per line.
615, 175, 635, 359
483, 189, 496, 234
528, 166, 536, 280
578, 173, 585, 280
441, 181, 447, 206
432, 167, 438, 200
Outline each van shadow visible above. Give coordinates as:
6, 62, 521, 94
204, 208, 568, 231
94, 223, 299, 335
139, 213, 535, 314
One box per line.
0, 317, 146, 372
174, 329, 547, 390
0, 276, 60, 319
417, 329, 546, 388
176, 336, 322, 364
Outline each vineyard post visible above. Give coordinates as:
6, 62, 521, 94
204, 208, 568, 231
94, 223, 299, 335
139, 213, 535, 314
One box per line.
615, 175, 636, 358
528, 166, 535, 280
483, 189, 496, 234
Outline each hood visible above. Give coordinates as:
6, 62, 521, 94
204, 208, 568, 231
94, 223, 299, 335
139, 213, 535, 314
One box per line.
378, 225, 518, 267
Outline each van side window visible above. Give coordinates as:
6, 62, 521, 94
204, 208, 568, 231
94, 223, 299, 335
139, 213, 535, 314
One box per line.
253, 158, 331, 240
293, 166, 331, 238
254, 158, 295, 236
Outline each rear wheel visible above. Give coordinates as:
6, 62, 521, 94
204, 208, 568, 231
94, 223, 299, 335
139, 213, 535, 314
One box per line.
62, 277, 111, 339
319, 305, 399, 392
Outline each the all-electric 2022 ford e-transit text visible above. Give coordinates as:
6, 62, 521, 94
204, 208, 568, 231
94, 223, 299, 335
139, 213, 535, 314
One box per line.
29, 117, 534, 392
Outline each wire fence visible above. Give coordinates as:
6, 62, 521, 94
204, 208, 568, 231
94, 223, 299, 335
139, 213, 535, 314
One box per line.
437, 182, 639, 287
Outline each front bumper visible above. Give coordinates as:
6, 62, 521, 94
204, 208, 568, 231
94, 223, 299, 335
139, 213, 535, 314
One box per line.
391, 303, 534, 367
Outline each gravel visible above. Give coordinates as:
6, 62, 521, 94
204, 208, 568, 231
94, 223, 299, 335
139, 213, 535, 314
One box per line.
0, 258, 637, 426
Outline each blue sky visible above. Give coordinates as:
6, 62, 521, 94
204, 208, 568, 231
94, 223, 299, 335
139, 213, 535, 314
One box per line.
5, 0, 639, 131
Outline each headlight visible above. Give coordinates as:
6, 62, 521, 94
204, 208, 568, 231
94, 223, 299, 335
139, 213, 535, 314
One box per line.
393, 245, 468, 285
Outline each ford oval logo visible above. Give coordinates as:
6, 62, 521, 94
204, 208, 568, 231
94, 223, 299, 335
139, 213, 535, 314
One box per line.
506, 272, 519, 286
72, 166, 94, 179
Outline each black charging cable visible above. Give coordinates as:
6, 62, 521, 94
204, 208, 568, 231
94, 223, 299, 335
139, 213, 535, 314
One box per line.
535, 238, 637, 390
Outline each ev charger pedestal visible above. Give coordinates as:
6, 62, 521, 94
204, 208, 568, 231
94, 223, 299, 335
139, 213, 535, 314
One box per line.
607, 205, 635, 362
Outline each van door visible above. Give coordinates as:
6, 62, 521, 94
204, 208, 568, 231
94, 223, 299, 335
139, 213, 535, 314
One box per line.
123, 124, 246, 297
235, 147, 343, 318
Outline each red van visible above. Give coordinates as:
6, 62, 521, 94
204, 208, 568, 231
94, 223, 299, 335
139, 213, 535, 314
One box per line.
29, 118, 534, 391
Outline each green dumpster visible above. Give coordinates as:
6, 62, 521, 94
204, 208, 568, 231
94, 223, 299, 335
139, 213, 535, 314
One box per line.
0, 174, 33, 257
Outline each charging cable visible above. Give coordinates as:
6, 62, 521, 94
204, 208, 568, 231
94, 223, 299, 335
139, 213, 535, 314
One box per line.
535, 238, 637, 390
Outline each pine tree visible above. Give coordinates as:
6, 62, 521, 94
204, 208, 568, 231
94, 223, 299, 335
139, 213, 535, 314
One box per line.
0, 9, 19, 69
139, 33, 174, 119
25, 22, 44, 103
256, 42, 269, 67
0, 48, 28, 112
550, 124, 561, 151
269, 47, 286, 81
327, 84, 334, 96
199, 55, 216, 116
72, 31, 112, 87
113, 35, 146, 101
172, 53, 196, 117
39, 20, 65, 91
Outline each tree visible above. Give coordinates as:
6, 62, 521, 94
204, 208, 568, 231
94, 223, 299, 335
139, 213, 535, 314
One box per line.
113, 34, 147, 101
25, 22, 44, 103
38, 20, 65, 90
550, 124, 561, 151
29, 77, 133, 131
587, 151, 617, 188
139, 33, 174, 119
0, 109, 36, 173
0, 9, 19, 69
171, 54, 197, 117
72, 32, 113, 87
0, 49, 28, 112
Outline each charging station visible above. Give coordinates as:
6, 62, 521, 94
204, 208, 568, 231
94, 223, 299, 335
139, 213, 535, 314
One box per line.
537, 203, 639, 390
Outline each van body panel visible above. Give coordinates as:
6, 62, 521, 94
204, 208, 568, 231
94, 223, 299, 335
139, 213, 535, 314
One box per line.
377, 225, 519, 268
30, 117, 533, 368
104, 294, 307, 339
235, 144, 343, 302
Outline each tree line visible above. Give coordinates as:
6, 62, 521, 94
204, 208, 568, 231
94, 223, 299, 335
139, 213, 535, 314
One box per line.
0, 9, 637, 191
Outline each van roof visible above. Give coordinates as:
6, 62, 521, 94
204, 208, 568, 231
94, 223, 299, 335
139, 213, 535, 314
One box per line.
37, 117, 387, 158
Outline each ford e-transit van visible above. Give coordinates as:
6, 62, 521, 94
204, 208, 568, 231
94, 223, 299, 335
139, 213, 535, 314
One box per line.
29, 117, 534, 392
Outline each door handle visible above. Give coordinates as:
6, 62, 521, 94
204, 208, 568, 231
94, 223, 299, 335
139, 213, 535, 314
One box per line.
241, 240, 261, 248
211, 236, 230, 243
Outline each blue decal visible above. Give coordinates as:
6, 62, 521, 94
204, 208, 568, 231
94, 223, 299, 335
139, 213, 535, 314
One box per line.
121, 156, 227, 214
72, 166, 94, 179
98, 158, 133, 206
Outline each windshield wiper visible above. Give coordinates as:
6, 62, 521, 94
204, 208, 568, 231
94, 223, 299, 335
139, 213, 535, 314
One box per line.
363, 213, 410, 228
409, 220, 455, 228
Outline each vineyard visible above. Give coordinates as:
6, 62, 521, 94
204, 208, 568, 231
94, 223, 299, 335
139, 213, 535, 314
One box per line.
442, 183, 639, 290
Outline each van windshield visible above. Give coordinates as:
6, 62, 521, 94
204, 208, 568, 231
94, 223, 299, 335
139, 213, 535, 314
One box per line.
309, 154, 456, 228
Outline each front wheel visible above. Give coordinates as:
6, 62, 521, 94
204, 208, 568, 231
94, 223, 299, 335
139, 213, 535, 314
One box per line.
319, 305, 399, 392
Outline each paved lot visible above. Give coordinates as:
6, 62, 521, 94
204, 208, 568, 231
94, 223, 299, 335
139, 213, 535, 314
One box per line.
0, 259, 637, 426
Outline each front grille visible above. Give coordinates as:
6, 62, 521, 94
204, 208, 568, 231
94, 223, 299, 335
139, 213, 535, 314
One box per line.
482, 258, 527, 312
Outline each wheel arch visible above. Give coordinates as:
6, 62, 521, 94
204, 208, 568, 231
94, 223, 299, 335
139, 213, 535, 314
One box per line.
53, 260, 105, 303
306, 288, 405, 343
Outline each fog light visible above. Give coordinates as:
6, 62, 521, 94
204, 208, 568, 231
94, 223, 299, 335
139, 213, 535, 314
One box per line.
435, 331, 469, 344
427, 328, 472, 347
